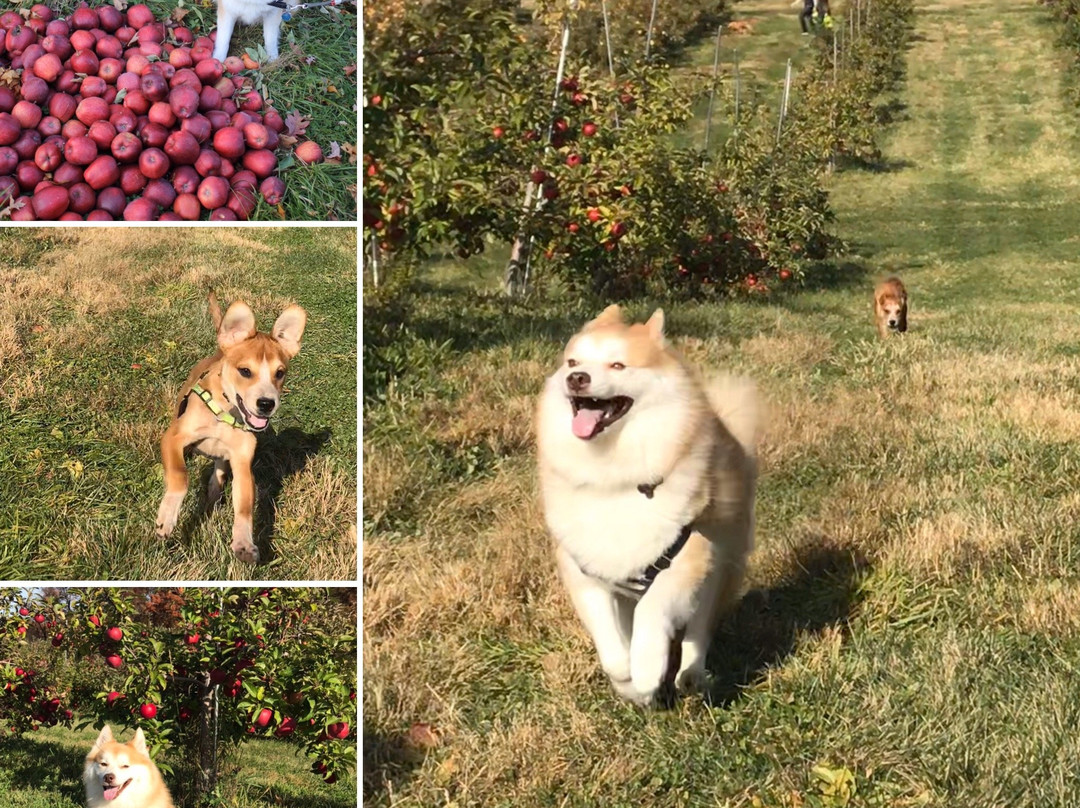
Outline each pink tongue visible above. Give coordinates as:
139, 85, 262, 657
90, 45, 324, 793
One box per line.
572, 408, 604, 439
103, 787, 121, 801
247, 415, 269, 430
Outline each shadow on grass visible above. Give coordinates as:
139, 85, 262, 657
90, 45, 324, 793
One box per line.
788, 259, 874, 294
175, 427, 331, 563
1, 734, 85, 804
252, 426, 333, 561
836, 155, 915, 174
363, 724, 424, 805
704, 538, 870, 706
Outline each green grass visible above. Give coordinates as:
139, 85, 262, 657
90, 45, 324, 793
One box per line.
364, 0, 1080, 805
14, 0, 357, 221
0, 724, 356, 808
0, 228, 357, 581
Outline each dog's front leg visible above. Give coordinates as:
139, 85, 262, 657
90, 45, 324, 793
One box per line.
228, 441, 260, 564
629, 572, 699, 705
156, 424, 189, 538
212, 10, 238, 62
555, 546, 636, 698
262, 12, 283, 61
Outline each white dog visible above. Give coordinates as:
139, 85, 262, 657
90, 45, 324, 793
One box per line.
213, 0, 295, 62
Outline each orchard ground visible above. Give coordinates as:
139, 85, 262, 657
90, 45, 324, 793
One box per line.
0, 724, 356, 808
364, 0, 1080, 805
13, 0, 358, 221
0, 228, 357, 581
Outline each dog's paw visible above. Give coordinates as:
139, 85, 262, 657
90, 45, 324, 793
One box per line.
155, 495, 182, 538
230, 540, 260, 565
610, 677, 656, 706
674, 665, 711, 694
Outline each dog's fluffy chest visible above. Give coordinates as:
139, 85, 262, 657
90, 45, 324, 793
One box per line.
218, 0, 286, 24
542, 462, 709, 582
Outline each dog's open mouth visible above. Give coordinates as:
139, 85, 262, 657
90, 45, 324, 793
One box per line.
569, 396, 633, 440
235, 395, 271, 431
102, 778, 133, 801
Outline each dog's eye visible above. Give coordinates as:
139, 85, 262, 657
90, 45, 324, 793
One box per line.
238, 367, 252, 379
275, 368, 286, 380
610, 362, 625, 370
567, 358, 578, 368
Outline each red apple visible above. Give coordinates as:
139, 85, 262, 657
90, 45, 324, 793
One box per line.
105, 627, 123, 642
64, 136, 99, 166
197, 175, 229, 209
259, 176, 285, 206
105, 654, 122, 669
294, 141, 323, 165
254, 708, 272, 728
111, 132, 142, 163
139, 703, 158, 720
96, 185, 125, 216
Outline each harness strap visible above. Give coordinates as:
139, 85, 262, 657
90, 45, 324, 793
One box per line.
188, 384, 250, 431
615, 523, 693, 596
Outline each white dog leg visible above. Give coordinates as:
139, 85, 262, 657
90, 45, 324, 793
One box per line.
629, 569, 702, 703
262, 12, 283, 61
213, 11, 238, 62
556, 547, 631, 687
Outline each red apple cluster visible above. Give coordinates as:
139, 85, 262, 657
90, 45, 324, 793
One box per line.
0, 2, 301, 221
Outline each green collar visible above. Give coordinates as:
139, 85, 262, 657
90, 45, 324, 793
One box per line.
191, 384, 251, 431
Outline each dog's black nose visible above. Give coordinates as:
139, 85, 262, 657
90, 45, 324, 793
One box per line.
566, 371, 590, 392
103, 773, 115, 786
256, 397, 276, 415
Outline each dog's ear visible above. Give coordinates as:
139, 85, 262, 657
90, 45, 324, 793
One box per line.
645, 308, 665, 342
131, 727, 149, 756
217, 301, 257, 350
272, 305, 308, 359
584, 304, 623, 330
90, 725, 114, 754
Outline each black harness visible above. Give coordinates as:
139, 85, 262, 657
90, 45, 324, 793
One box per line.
574, 477, 695, 598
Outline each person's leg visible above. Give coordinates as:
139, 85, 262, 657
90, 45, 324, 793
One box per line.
801, 0, 814, 33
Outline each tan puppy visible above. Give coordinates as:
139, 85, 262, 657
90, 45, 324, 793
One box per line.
874, 276, 908, 338
84, 726, 174, 808
155, 293, 307, 563
536, 305, 758, 705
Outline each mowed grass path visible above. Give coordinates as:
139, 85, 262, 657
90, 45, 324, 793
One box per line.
0, 724, 356, 808
0, 228, 357, 581
364, 1, 1080, 805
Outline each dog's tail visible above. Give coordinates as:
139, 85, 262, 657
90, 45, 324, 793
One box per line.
208, 290, 223, 331
705, 374, 761, 456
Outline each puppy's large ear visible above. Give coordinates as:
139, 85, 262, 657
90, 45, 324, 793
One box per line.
131, 727, 149, 756
217, 301, 257, 350
90, 725, 114, 755
583, 304, 623, 331
272, 305, 307, 359
645, 308, 665, 342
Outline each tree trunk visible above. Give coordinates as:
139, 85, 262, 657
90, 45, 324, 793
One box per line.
195, 677, 218, 800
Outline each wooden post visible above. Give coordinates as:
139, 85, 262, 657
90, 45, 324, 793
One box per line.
504, 0, 579, 297
601, 0, 619, 129
703, 25, 723, 152
776, 59, 792, 147
645, 0, 659, 57
369, 238, 379, 288
734, 48, 741, 149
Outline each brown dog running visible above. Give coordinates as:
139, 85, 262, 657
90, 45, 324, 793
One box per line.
155, 293, 307, 563
874, 277, 908, 338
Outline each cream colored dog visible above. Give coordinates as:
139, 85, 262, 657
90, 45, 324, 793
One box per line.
84, 726, 174, 808
537, 305, 758, 705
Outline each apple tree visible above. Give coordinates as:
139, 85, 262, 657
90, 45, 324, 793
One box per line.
0, 587, 357, 805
